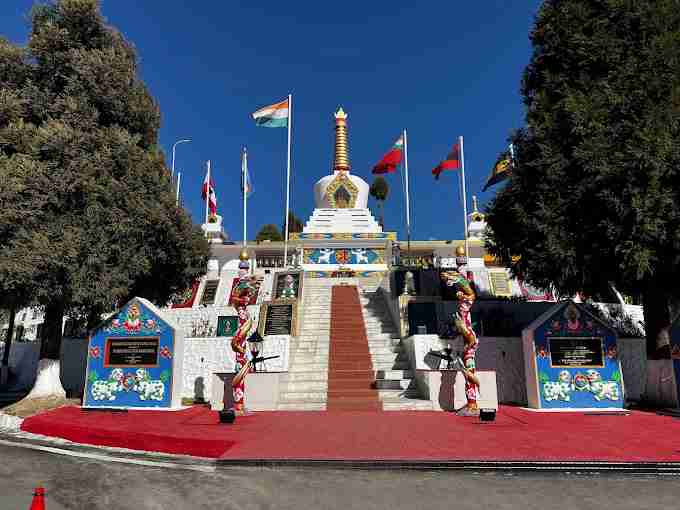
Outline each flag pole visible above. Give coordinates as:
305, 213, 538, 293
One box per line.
242, 147, 248, 248
403, 129, 411, 257
283, 94, 292, 267
204, 160, 210, 237
176, 171, 181, 206
459, 136, 469, 257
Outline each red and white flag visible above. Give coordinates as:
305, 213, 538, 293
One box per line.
372, 134, 404, 174
432, 141, 461, 180
202, 167, 217, 216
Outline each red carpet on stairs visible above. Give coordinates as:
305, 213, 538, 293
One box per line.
19, 405, 680, 463
327, 285, 382, 411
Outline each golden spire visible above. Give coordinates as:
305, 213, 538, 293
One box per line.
333, 107, 350, 172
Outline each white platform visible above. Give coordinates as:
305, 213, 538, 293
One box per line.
424, 370, 499, 411
211, 372, 282, 411
303, 208, 382, 234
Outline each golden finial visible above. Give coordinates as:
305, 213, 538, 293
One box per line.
239, 249, 250, 261
333, 106, 350, 172
455, 245, 466, 257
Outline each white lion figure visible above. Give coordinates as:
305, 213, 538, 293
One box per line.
137, 380, 165, 401
91, 380, 118, 401
543, 371, 572, 401
351, 248, 369, 264
317, 248, 334, 264
586, 370, 620, 401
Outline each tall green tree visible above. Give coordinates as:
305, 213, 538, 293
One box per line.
369, 176, 389, 227
282, 211, 304, 236
0, 0, 209, 397
484, 0, 680, 358
256, 224, 284, 242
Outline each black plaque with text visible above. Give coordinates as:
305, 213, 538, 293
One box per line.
549, 337, 604, 368
264, 304, 293, 336
105, 337, 160, 367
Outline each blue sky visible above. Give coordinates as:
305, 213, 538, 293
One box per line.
3, 0, 542, 242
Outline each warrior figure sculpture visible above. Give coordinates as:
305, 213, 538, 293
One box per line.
230, 251, 258, 415
440, 266, 480, 416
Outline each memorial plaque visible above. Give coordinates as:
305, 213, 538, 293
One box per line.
488, 271, 512, 297
105, 337, 160, 367
216, 316, 238, 337
263, 304, 294, 336
273, 272, 301, 300
549, 337, 604, 368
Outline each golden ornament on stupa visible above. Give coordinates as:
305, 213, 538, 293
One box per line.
455, 245, 466, 257
239, 249, 250, 261
333, 107, 350, 172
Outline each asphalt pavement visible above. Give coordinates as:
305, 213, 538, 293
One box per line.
0, 443, 679, 510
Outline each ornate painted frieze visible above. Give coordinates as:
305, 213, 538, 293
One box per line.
303, 248, 385, 265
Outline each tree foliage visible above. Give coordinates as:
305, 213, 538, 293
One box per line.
256, 224, 284, 242
484, 0, 680, 357
0, 0, 209, 361
369, 176, 389, 227
282, 211, 304, 235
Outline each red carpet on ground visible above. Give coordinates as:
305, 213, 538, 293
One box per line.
20, 405, 680, 462
327, 286, 382, 411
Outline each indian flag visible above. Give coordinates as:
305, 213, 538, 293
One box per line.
252, 98, 289, 128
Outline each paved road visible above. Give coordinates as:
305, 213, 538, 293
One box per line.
1, 444, 679, 510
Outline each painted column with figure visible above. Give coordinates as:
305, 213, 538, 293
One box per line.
440, 254, 480, 416
230, 250, 257, 415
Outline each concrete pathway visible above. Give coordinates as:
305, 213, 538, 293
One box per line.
0, 443, 679, 510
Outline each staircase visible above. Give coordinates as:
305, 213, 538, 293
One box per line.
326, 286, 382, 411
277, 275, 432, 411
359, 289, 433, 410
277, 278, 333, 410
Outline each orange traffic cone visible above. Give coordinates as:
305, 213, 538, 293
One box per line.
29, 487, 45, 510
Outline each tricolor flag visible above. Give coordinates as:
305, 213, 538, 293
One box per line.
241, 149, 252, 197
252, 98, 289, 128
483, 144, 514, 191
372, 134, 404, 174
432, 142, 461, 180
202, 168, 217, 216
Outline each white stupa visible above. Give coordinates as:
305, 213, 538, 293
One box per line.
303, 107, 382, 234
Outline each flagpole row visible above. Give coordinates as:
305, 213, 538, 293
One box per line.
242, 147, 247, 249
283, 93, 292, 267
403, 128, 411, 257
459, 136, 469, 258
204, 160, 210, 238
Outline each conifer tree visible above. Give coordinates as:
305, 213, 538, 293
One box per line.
0, 0, 209, 397
485, 0, 680, 357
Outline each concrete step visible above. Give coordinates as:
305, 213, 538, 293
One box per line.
281, 380, 327, 392
280, 372, 328, 382
277, 402, 327, 411
280, 391, 327, 401
382, 401, 434, 411
286, 363, 330, 372
374, 379, 412, 390
369, 352, 407, 364
378, 389, 422, 400
373, 360, 410, 370
375, 369, 414, 379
